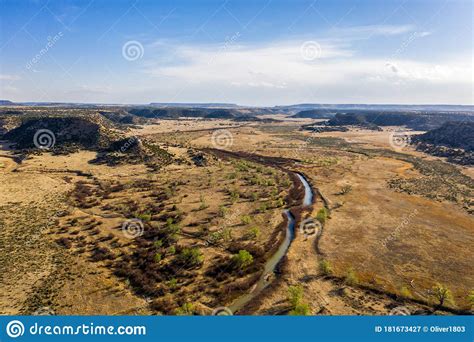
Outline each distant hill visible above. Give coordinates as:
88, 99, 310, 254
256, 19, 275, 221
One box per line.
0, 100, 16, 106
412, 121, 474, 165
149, 102, 239, 108
321, 111, 474, 131
3, 115, 118, 150
292, 109, 335, 119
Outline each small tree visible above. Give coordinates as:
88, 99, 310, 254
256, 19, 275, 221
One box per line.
246, 227, 260, 240
218, 205, 228, 218
175, 302, 194, 315
288, 285, 304, 307
287, 285, 311, 315
232, 250, 254, 270
178, 247, 203, 267
319, 259, 333, 276
289, 303, 310, 316
400, 286, 412, 298
241, 215, 252, 225
344, 267, 358, 286
431, 283, 453, 307
467, 290, 474, 309
316, 207, 329, 224
154, 253, 162, 263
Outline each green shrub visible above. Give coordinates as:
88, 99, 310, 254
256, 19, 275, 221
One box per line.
319, 259, 333, 275
400, 286, 412, 298
467, 290, 474, 309
431, 283, 453, 306
316, 207, 329, 224
175, 302, 194, 315
241, 215, 252, 225
218, 205, 228, 218
178, 247, 203, 267
289, 303, 310, 316
287, 285, 304, 307
246, 227, 260, 240
232, 250, 254, 270
154, 253, 162, 263
344, 267, 358, 286
137, 212, 151, 222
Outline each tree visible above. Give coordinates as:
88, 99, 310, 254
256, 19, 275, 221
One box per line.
246, 227, 260, 240
344, 267, 358, 286
287, 285, 304, 307
319, 259, 332, 275
178, 247, 203, 267
467, 290, 474, 309
232, 250, 254, 270
316, 207, 329, 224
175, 302, 194, 315
431, 283, 453, 307
287, 285, 311, 315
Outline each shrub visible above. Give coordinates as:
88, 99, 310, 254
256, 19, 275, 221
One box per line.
316, 207, 329, 224
467, 290, 474, 309
259, 203, 268, 213
400, 286, 412, 298
241, 215, 252, 225
175, 302, 194, 315
154, 253, 162, 263
246, 227, 260, 240
344, 267, 358, 286
137, 212, 151, 222
218, 205, 228, 218
287, 285, 311, 315
168, 246, 176, 255
287, 285, 304, 307
431, 283, 453, 306
178, 247, 203, 267
232, 250, 254, 270
289, 303, 310, 316
319, 259, 332, 275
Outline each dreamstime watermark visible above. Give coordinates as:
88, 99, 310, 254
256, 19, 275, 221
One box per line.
300, 40, 322, 61
121, 218, 144, 239
208, 31, 241, 65
211, 307, 233, 316
6, 320, 24, 338
299, 217, 321, 240
381, 209, 418, 248
5, 320, 146, 337
120, 136, 139, 153
25, 32, 64, 71
33, 129, 56, 149
389, 130, 411, 150
211, 129, 234, 149
122, 40, 144, 61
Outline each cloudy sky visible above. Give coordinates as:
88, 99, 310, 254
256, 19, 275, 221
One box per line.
0, 0, 472, 105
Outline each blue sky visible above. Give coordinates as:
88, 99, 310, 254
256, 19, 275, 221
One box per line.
0, 0, 472, 105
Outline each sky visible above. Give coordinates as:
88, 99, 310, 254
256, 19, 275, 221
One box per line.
0, 0, 472, 106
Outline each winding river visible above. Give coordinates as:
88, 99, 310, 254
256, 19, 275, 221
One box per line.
229, 173, 314, 313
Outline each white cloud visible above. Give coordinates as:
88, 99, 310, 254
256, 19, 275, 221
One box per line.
141, 39, 472, 105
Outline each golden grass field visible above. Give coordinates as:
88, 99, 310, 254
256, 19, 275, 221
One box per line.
0, 117, 473, 315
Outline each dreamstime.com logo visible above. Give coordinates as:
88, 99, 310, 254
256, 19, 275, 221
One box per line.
121, 218, 145, 239
300, 40, 322, 61
389, 131, 411, 150
211, 129, 234, 149
122, 40, 144, 61
5, 320, 146, 338
299, 217, 321, 239
6, 320, 25, 338
33, 129, 56, 149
